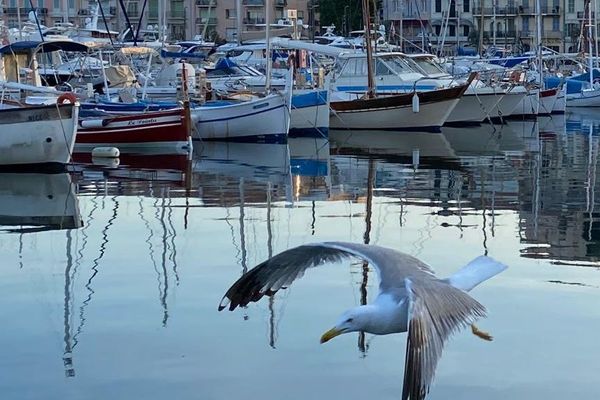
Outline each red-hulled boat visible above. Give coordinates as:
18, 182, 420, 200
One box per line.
75, 106, 192, 152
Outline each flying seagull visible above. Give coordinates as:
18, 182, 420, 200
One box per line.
219, 242, 507, 400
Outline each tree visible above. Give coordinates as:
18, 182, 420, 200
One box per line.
319, 0, 363, 36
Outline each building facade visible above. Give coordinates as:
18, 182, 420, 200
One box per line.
382, 0, 592, 53
1, 0, 313, 42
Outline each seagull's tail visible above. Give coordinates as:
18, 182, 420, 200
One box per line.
445, 256, 508, 292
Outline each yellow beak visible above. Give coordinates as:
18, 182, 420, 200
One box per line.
320, 327, 343, 344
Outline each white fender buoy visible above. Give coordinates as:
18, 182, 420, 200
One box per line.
412, 93, 420, 113
80, 119, 109, 128
92, 147, 120, 158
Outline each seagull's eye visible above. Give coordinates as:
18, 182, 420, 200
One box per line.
346, 318, 354, 323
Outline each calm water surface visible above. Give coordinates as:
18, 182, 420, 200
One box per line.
1, 111, 600, 400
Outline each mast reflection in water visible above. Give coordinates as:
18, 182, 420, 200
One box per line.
0, 113, 599, 400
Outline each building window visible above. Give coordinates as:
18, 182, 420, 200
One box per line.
435, 0, 442, 13
568, 0, 574, 13
297, 10, 304, 19
53, 0, 60, 9
226, 9, 236, 19
449, 25, 455, 36
552, 16, 559, 30
434, 25, 441, 35
463, 25, 470, 36
522, 16, 529, 32
463, 0, 470, 12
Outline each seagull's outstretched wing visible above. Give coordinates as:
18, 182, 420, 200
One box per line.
401, 278, 487, 400
218, 241, 435, 311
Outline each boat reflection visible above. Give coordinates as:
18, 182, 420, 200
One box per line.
0, 173, 82, 232
289, 137, 331, 201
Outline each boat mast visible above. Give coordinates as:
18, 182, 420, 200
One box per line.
589, 0, 594, 87
236, 0, 242, 44
265, 0, 272, 92
362, 0, 375, 98
535, 0, 543, 87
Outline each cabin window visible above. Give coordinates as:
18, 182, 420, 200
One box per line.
375, 59, 393, 75
385, 57, 413, 74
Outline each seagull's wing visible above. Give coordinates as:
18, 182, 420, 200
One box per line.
401, 278, 487, 400
219, 241, 434, 311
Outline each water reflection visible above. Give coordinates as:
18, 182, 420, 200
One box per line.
2, 111, 600, 399
0, 173, 82, 233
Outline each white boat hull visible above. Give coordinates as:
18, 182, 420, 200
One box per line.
331, 97, 459, 130
510, 89, 540, 117
494, 89, 527, 119
552, 86, 566, 113
0, 104, 78, 168
446, 91, 503, 124
289, 89, 329, 138
566, 88, 600, 107
191, 93, 289, 143
539, 89, 558, 115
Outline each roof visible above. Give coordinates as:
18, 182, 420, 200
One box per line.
0, 40, 89, 54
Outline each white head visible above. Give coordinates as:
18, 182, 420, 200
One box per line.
320, 306, 370, 344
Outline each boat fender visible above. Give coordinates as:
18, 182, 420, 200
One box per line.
92, 156, 120, 168
91, 147, 120, 158
57, 92, 78, 104
80, 119, 109, 128
412, 93, 420, 113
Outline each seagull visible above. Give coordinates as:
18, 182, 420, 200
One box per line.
219, 242, 507, 400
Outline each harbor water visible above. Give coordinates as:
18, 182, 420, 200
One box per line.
1, 111, 599, 399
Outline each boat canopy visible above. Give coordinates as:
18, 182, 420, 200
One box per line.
0, 40, 89, 54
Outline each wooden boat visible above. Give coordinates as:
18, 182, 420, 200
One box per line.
0, 103, 78, 169
330, 82, 470, 131
76, 106, 192, 152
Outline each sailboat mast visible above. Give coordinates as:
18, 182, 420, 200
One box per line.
589, 0, 594, 87
265, 0, 272, 92
535, 0, 543, 87
362, 0, 375, 98
236, 0, 242, 44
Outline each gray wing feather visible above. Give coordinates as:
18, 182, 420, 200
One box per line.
401, 278, 487, 400
218, 241, 435, 311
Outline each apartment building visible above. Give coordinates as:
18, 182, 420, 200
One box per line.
382, 0, 592, 53
1, 0, 312, 42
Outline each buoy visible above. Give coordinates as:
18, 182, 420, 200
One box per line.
92, 156, 119, 168
91, 146, 120, 158
57, 92, 77, 104
80, 119, 109, 128
412, 93, 420, 113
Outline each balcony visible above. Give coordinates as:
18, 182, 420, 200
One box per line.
170, 10, 185, 19
196, 0, 217, 6
577, 11, 595, 18
473, 6, 518, 15
243, 0, 265, 6
196, 17, 218, 24
540, 6, 560, 14
243, 17, 265, 24
543, 30, 562, 39
4, 7, 48, 16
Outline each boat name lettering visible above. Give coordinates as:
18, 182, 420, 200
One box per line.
127, 118, 158, 126
27, 112, 50, 122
